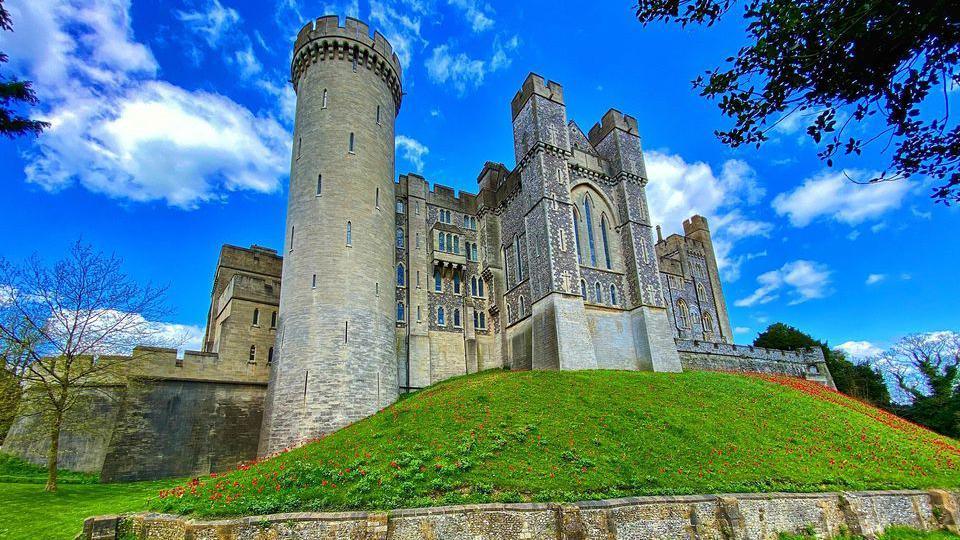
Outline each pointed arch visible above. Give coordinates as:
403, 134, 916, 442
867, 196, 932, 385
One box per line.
677, 299, 690, 329
702, 311, 714, 334
580, 279, 587, 299
610, 284, 618, 305
397, 263, 406, 287
600, 213, 612, 269
594, 281, 602, 303
583, 194, 598, 267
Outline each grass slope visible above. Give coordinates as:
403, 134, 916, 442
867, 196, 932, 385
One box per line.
153, 370, 960, 517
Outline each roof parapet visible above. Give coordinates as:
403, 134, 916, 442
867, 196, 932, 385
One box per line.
587, 109, 639, 147
510, 73, 564, 119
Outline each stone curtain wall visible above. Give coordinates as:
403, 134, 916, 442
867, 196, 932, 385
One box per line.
84, 489, 960, 540
676, 339, 836, 388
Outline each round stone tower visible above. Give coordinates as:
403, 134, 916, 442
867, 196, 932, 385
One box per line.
259, 15, 403, 455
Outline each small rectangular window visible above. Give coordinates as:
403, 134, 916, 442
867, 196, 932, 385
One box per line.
317, 174, 322, 196
376, 105, 381, 125
349, 132, 355, 153
312, 274, 316, 288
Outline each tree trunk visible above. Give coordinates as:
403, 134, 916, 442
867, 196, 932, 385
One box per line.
44, 413, 62, 492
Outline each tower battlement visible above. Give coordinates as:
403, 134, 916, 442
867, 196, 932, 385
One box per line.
587, 109, 639, 147
683, 215, 710, 235
291, 15, 403, 111
511, 72, 564, 119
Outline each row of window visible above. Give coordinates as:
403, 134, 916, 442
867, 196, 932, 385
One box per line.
579, 280, 620, 306
675, 299, 715, 333
505, 295, 527, 324
395, 303, 488, 330
252, 308, 277, 329
248, 344, 274, 364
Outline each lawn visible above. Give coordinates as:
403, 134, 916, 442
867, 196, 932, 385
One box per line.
0, 481, 169, 539
781, 527, 960, 539
1, 369, 958, 539
151, 370, 960, 517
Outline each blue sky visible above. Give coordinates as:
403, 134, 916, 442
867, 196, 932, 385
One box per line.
0, 0, 957, 357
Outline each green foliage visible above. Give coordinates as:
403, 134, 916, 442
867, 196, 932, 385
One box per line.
0, 480, 168, 539
779, 526, 960, 539
754, 323, 891, 408
634, 0, 960, 203
882, 334, 960, 439
0, 452, 98, 484
0, 0, 49, 138
153, 370, 958, 518
0, 368, 19, 443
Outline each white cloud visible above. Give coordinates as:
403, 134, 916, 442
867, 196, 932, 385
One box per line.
448, 0, 494, 32
910, 206, 932, 219
234, 43, 263, 78
734, 260, 832, 307
425, 35, 518, 94
836, 340, 883, 360
396, 135, 429, 173
644, 152, 771, 282
734, 326, 751, 335
152, 321, 206, 352
370, 0, 428, 68
176, 0, 240, 48
865, 273, 886, 285
4, 0, 290, 210
772, 170, 912, 227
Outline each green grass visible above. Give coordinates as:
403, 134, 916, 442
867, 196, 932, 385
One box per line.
0, 453, 169, 539
0, 481, 169, 540
780, 526, 960, 539
1, 370, 958, 538
150, 370, 960, 517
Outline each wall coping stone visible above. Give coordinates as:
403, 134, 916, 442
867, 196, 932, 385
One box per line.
83, 489, 960, 539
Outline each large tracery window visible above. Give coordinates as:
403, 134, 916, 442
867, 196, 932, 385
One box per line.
677, 299, 691, 329
571, 185, 622, 271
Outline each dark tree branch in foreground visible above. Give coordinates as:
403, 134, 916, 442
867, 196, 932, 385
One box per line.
636, 0, 960, 204
0, 0, 49, 138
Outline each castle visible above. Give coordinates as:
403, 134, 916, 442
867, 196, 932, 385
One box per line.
2, 16, 832, 481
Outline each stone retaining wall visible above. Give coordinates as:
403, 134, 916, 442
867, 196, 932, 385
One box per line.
676, 338, 836, 389
83, 489, 960, 540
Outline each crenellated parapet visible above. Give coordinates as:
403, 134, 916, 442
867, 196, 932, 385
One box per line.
291, 15, 403, 112
587, 109, 640, 147
510, 73, 564, 120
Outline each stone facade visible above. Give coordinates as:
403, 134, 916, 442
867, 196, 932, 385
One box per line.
83, 489, 960, 540
2, 16, 838, 482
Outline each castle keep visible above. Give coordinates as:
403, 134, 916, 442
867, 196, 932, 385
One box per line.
2, 16, 833, 481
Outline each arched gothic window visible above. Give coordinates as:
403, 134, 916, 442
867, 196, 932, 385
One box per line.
696, 283, 707, 302
270, 311, 277, 328
397, 302, 405, 322
583, 195, 598, 267
252, 308, 260, 326
610, 284, 618, 305
519, 296, 526, 317
396, 228, 404, 248
439, 233, 445, 251
453, 235, 460, 254
446, 233, 453, 252
437, 306, 445, 326
506, 303, 512, 323
572, 207, 583, 263
453, 272, 461, 294
397, 264, 405, 287
580, 279, 587, 299
594, 282, 602, 303
677, 299, 690, 329
514, 235, 523, 281
600, 214, 612, 269
702, 311, 714, 334
453, 308, 461, 327
434, 269, 442, 292
478, 277, 484, 297
471, 276, 478, 297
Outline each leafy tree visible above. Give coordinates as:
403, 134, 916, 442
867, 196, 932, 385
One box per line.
635, 0, 960, 203
0, 0, 48, 138
753, 323, 891, 407
0, 242, 171, 492
875, 333, 959, 437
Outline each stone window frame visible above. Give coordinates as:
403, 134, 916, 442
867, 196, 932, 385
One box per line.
518, 295, 526, 317
437, 306, 446, 326
396, 199, 405, 213
270, 311, 277, 329
610, 284, 618, 306
397, 302, 405, 323
248, 345, 256, 364
321, 88, 328, 109
677, 299, 691, 329
702, 311, 714, 334
579, 278, 587, 299
396, 227, 405, 249
434, 268, 442, 292
397, 263, 406, 287
696, 282, 708, 303
453, 308, 462, 328
252, 308, 260, 327
594, 282, 602, 304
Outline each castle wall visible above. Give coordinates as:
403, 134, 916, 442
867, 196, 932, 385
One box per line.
87, 490, 960, 540
675, 339, 835, 388
100, 378, 265, 483
1, 386, 124, 474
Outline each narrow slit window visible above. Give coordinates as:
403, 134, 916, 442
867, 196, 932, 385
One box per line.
248, 345, 256, 363
271, 311, 277, 328
289, 226, 294, 252
312, 274, 317, 288
252, 308, 260, 326
349, 132, 355, 153
376, 105, 381, 124
317, 174, 322, 195
344, 321, 349, 342
322, 89, 328, 108
346, 221, 352, 246
268, 347, 274, 364
376, 187, 380, 208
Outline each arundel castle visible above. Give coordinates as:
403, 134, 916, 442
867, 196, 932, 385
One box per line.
3, 16, 833, 482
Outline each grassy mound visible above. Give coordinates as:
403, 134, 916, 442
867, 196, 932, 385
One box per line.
0, 453, 99, 484
154, 370, 960, 517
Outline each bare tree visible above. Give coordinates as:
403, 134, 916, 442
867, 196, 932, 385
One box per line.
0, 241, 171, 491
874, 332, 960, 437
